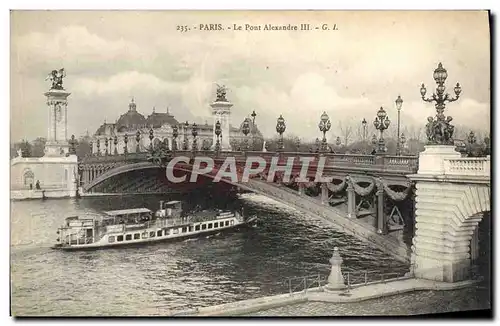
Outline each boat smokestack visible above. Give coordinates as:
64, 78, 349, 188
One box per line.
159, 201, 164, 210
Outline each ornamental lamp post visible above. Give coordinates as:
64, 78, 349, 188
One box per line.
371, 134, 377, 145
149, 128, 154, 151
276, 115, 286, 152
135, 130, 141, 153
318, 111, 332, 153
109, 137, 113, 155
123, 134, 128, 154
96, 138, 101, 156
191, 123, 198, 153
251, 110, 257, 125
400, 132, 406, 155
420, 62, 462, 145
395, 95, 403, 156
373, 107, 391, 154
172, 125, 178, 152
183, 121, 189, 150
242, 118, 251, 151
89, 140, 93, 156
69, 135, 77, 155
361, 118, 367, 142
214, 120, 222, 153
114, 135, 118, 155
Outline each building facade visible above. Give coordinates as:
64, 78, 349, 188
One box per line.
90, 98, 263, 155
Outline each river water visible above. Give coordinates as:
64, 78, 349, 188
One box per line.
10, 192, 486, 316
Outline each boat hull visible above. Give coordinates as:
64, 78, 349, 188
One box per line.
51, 218, 256, 251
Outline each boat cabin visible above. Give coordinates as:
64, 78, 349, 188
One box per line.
155, 200, 183, 219
102, 208, 153, 226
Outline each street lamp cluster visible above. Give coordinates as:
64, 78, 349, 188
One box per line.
420, 62, 461, 145
373, 107, 391, 153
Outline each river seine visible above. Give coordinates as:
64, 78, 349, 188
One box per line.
10, 192, 489, 316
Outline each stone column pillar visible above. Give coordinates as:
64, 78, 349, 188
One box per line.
376, 179, 385, 234
321, 183, 329, 206
346, 177, 355, 218
325, 247, 346, 291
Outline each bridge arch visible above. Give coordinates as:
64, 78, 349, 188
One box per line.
411, 180, 490, 282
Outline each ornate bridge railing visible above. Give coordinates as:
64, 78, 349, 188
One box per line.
443, 156, 491, 177
80, 150, 419, 174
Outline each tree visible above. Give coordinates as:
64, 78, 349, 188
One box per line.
76, 137, 92, 158
18, 140, 32, 157
337, 119, 354, 146
31, 137, 47, 157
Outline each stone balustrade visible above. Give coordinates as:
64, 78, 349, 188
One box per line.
80, 150, 419, 173
443, 157, 491, 177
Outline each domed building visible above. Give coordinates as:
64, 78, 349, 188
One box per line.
90, 98, 263, 155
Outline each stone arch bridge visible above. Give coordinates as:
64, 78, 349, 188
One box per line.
78, 148, 490, 282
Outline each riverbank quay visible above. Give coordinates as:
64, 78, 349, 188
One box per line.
169, 277, 480, 316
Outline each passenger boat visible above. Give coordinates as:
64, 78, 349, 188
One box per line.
52, 200, 257, 251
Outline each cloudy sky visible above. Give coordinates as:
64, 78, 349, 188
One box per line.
10, 10, 490, 143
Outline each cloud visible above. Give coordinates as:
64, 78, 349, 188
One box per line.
74, 71, 179, 96
10, 12, 491, 142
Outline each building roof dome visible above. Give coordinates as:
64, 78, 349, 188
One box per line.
116, 98, 147, 131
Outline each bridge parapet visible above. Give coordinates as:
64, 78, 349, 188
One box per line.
443, 156, 490, 177
79, 150, 419, 174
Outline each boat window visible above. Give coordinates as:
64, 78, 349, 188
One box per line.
214, 222, 219, 228
225, 221, 229, 226
189, 226, 193, 232
195, 225, 200, 231
164, 229, 169, 236
126, 234, 132, 241
117, 235, 124, 242
150, 231, 155, 237
109, 236, 115, 243
157, 230, 162, 237
134, 233, 140, 240
230, 220, 234, 226
173, 229, 179, 234
182, 227, 187, 233
208, 223, 213, 229
202, 224, 207, 230
141, 232, 148, 239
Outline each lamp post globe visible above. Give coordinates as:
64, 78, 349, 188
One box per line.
242, 119, 250, 151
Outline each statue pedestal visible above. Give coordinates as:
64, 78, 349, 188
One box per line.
211, 101, 233, 151
44, 140, 70, 157
324, 247, 346, 292
417, 145, 461, 175
45, 88, 71, 157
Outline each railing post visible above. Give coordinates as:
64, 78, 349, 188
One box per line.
347, 272, 350, 289
365, 271, 368, 285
